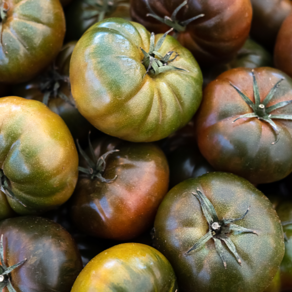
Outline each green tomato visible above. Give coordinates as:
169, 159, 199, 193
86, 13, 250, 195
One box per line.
70, 17, 202, 142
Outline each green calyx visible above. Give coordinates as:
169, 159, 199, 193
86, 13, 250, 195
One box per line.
231, 70, 292, 144
141, 28, 185, 76
0, 1, 8, 23
38, 67, 74, 107
145, 0, 204, 35
0, 235, 27, 292
186, 189, 257, 269
0, 169, 26, 207
77, 134, 119, 183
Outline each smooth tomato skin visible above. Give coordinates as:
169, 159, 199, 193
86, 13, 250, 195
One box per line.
65, 0, 130, 41
0, 0, 65, 84
130, 0, 252, 66
274, 13, 292, 78
0, 192, 15, 221
71, 136, 169, 241
0, 97, 78, 215
70, 18, 202, 142
153, 172, 284, 292
264, 270, 281, 292
0, 216, 83, 292
196, 67, 292, 184
71, 243, 178, 292
250, 0, 292, 49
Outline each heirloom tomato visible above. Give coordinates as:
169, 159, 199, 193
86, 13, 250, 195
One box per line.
71, 135, 169, 240
196, 67, 292, 184
70, 17, 202, 142
0, 0, 65, 84
274, 12, 292, 78
0, 216, 82, 292
130, 0, 252, 67
71, 243, 178, 292
0, 97, 78, 216
153, 172, 284, 292
65, 0, 131, 41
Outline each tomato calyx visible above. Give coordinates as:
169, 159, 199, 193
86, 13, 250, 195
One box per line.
77, 134, 119, 182
0, 235, 26, 292
0, 170, 26, 208
145, 0, 204, 36
231, 70, 292, 144
186, 189, 258, 269
141, 28, 185, 76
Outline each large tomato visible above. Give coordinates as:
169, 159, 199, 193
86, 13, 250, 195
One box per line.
196, 67, 292, 184
70, 17, 203, 142
71, 135, 169, 240
65, 0, 131, 41
130, 0, 252, 67
274, 12, 292, 78
0, 97, 78, 216
71, 243, 178, 292
0, 216, 82, 292
153, 172, 284, 292
0, 0, 65, 84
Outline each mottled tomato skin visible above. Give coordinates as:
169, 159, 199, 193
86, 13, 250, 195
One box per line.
130, 0, 252, 66
71, 136, 169, 241
70, 18, 202, 142
0, 216, 83, 292
0, 0, 65, 84
250, 0, 292, 49
153, 172, 284, 292
274, 13, 292, 78
0, 97, 78, 215
71, 243, 178, 292
196, 67, 292, 184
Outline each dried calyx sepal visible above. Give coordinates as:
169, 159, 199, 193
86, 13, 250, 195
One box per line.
0, 235, 26, 292
0, 170, 26, 207
145, 0, 204, 37
141, 28, 185, 76
231, 70, 292, 144
77, 133, 119, 183
186, 189, 257, 269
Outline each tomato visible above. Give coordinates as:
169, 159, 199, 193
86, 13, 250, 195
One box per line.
0, 97, 78, 216
0, 0, 65, 84
274, 12, 292, 79
0, 216, 82, 292
71, 243, 178, 292
203, 38, 273, 87
196, 67, 292, 184
130, 0, 252, 67
71, 135, 169, 240
250, 0, 292, 50
70, 17, 203, 142
153, 172, 284, 292
13, 42, 93, 141
65, 0, 131, 41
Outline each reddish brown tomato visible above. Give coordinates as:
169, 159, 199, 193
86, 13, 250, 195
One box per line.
71, 136, 169, 241
274, 13, 292, 78
130, 0, 252, 66
196, 67, 292, 184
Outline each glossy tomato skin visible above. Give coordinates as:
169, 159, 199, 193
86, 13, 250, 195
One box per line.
0, 216, 83, 292
70, 18, 203, 142
130, 0, 252, 67
153, 172, 284, 292
71, 136, 169, 241
65, 0, 131, 41
250, 0, 292, 50
71, 243, 178, 292
13, 42, 93, 142
196, 67, 292, 184
274, 13, 292, 78
0, 0, 65, 84
0, 97, 78, 215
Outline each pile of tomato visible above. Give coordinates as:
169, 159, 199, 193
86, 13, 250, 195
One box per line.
1, 0, 292, 291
